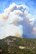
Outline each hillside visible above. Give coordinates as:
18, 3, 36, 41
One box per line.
0, 36, 36, 54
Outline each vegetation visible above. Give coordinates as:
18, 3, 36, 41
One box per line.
0, 36, 36, 54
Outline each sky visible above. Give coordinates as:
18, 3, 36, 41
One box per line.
0, 0, 36, 39
0, 0, 36, 15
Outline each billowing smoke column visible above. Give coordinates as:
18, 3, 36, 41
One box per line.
0, 3, 35, 39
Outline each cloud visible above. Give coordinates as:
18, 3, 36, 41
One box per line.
32, 27, 36, 35
24, 10, 34, 26
0, 3, 23, 39
0, 24, 23, 39
0, 3, 35, 39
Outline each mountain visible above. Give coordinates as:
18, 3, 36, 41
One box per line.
0, 36, 36, 54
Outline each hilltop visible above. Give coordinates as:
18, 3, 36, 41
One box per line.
0, 36, 36, 54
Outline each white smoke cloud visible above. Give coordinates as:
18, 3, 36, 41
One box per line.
0, 3, 35, 39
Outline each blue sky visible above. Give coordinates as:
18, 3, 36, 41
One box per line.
0, 0, 36, 12
0, 0, 36, 17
